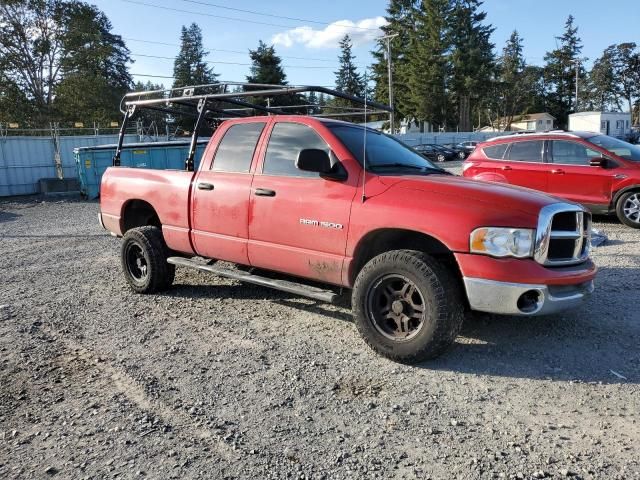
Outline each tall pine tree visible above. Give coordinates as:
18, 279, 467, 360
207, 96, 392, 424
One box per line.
334, 35, 366, 97
586, 47, 618, 111
609, 43, 640, 116
244, 41, 303, 110
405, 0, 450, 131
448, 0, 495, 131
370, 0, 417, 125
543, 15, 584, 127
172, 23, 217, 89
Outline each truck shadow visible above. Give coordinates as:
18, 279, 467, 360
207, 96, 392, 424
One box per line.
0, 210, 21, 224
425, 268, 638, 384
166, 268, 637, 385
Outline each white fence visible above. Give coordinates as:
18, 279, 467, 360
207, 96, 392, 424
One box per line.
394, 131, 512, 146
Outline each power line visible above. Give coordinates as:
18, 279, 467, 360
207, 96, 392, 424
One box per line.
175, 0, 382, 31
124, 37, 367, 65
131, 52, 342, 69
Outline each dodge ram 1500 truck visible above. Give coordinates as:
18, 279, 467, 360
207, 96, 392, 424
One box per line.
100, 114, 597, 363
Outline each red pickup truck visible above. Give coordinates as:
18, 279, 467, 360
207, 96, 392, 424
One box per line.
100, 115, 597, 363
463, 131, 640, 228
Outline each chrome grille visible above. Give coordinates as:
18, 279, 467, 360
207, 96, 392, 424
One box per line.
534, 204, 591, 266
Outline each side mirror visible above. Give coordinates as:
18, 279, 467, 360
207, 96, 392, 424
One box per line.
589, 156, 606, 167
296, 149, 332, 174
296, 149, 346, 180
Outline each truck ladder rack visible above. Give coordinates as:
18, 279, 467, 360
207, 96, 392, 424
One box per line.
167, 257, 340, 304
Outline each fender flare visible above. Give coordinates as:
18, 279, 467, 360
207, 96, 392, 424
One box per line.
612, 184, 640, 206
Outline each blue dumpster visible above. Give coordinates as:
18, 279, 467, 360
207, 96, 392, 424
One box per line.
74, 140, 208, 199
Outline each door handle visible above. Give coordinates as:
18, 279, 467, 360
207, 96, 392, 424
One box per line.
500, 165, 512, 171
254, 188, 276, 197
197, 182, 214, 190
551, 169, 565, 175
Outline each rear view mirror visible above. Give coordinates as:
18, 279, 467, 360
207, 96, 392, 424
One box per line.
296, 149, 333, 174
589, 157, 606, 167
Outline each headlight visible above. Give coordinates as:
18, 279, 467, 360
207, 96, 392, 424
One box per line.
470, 227, 534, 258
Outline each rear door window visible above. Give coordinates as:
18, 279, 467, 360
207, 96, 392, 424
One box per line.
483, 143, 508, 160
211, 122, 266, 172
550, 140, 600, 166
506, 140, 544, 162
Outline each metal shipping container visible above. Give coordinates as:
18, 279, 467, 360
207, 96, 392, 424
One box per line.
0, 134, 137, 197
75, 140, 208, 199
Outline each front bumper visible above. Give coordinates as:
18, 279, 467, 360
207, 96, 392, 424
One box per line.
464, 277, 594, 316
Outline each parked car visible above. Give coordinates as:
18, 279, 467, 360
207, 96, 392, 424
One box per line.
443, 143, 470, 159
460, 141, 478, 154
463, 131, 640, 228
413, 143, 457, 162
101, 114, 596, 363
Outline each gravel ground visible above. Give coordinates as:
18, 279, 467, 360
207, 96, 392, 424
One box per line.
1, 172, 639, 479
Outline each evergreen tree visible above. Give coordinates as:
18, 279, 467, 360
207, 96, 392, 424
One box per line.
244, 40, 302, 111
370, 0, 417, 124
448, 0, 495, 131
586, 47, 619, 111
334, 35, 366, 97
0, 0, 132, 126
492, 31, 548, 130
55, 2, 133, 124
172, 23, 217, 89
609, 43, 640, 115
246, 40, 288, 85
543, 15, 584, 127
329, 35, 366, 122
404, 0, 450, 131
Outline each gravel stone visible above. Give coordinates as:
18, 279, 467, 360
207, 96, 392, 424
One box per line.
0, 191, 639, 479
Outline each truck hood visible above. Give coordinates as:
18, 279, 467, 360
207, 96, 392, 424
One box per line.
379, 174, 566, 217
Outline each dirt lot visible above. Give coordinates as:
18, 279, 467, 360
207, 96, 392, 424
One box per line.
1, 177, 639, 479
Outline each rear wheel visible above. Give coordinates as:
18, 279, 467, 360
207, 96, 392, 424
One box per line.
457, 150, 466, 160
616, 191, 640, 228
352, 250, 464, 363
121, 226, 175, 293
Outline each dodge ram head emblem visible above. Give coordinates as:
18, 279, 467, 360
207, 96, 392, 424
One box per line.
300, 218, 344, 229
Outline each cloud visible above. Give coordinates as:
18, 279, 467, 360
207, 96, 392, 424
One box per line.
272, 17, 388, 49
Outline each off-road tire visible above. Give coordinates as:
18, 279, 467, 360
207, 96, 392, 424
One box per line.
352, 250, 464, 363
121, 226, 175, 293
615, 191, 640, 229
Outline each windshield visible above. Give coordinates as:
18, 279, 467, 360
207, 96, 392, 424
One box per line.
588, 135, 640, 161
328, 125, 445, 174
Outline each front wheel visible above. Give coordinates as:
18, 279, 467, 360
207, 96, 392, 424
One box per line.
121, 226, 175, 293
616, 191, 640, 228
436, 154, 446, 162
352, 250, 464, 363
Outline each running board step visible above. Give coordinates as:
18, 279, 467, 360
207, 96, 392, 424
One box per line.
167, 257, 340, 304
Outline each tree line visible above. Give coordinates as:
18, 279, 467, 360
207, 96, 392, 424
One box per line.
2, 0, 639, 132
371, 0, 640, 131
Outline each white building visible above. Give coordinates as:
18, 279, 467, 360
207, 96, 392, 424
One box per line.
569, 111, 632, 138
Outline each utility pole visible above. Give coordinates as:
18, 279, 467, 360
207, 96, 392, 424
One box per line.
380, 33, 399, 134
575, 59, 579, 112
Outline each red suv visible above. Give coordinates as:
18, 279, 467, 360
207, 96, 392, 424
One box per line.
463, 132, 640, 228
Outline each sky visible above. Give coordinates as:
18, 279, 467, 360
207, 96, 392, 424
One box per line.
90, 0, 640, 89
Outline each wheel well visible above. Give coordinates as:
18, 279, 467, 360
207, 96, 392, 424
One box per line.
350, 229, 459, 283
122, 200, 161, 233
613, 186, 640, 207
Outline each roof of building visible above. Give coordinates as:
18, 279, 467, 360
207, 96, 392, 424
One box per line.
508, 112, 556, 122
569, 111, 631, 117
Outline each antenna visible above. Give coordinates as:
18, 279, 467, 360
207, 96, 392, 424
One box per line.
362, 70, 368, 203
